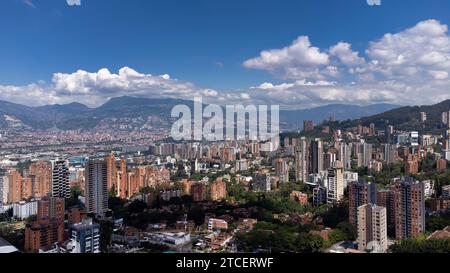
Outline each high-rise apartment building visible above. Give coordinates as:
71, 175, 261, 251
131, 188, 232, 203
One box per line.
313, 186, 327, 206
118, 158, 127, 199
85, 159, 108, 216
362, 143, 373, 168
327, 165, 344, 204
357, 204, 388, 253
210, 179, 227, 201
51, 160, 70, 199
442, 111, 450, 127
420, 112, 427, 123
310, 139, 324, 174
28, 161, 52, 199
0, 177, 2, 205
393, 177, 425, 240
7, 170, 22, 203
274, 158, 289, 183
295, 138, 309, 182
24, 220, 64, 253
348, 180, 377, 226
377, 187, 396, 235
37, 196, 65, 223
105, 155, 117, 191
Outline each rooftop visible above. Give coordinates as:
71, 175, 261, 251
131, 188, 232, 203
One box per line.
0, 237, 19, 253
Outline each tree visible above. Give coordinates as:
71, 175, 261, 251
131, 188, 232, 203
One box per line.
329, 229, 346, 244
295, 233, 326, 253
335, 222, 357, 241
390, 237, 450, 253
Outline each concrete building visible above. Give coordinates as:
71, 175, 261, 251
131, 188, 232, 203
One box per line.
190, 182, 206, 202
442, 185, 450, 199
394, 177, 425, 240
295, 138, 309, 182
25, 219, 64, 253
310, 139, 324, 174
208, 218, 228, 232
357, 204, 388, 253
85, 159, 108, 216
210, 179, 227, 201
348, 180, 377, 226
13, 200, 38, 220
313, 186, 327, 207
37, 196, 65, 224
51, 160, 70, 199
327, 166, 344, 204
70, 218, 101, 253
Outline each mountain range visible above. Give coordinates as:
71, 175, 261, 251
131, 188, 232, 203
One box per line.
0, 96, 403, 130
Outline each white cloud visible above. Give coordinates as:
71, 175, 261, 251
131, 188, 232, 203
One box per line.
243, 36, 330, 80
0, 67, 224, 107
242, 19, 450, 108
365, 19, 450, 82
329, 42, 365, 67
66, 0, 81, 6
2, 20, 450, 110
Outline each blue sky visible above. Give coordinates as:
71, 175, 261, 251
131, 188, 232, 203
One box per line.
1, 0, 450, 108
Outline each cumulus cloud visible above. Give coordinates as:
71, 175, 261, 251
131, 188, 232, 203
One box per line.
2, 19, 450, 109
329, 42, 365, 67
0, 67, 227, 107
66, 0, 81, 6
243, 36, 331, 80
243, 19, 450, 108
365, 19, 450, 81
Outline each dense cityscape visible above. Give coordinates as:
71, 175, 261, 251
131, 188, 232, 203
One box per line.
1, 108, 450, 254
1, 1, 450, 265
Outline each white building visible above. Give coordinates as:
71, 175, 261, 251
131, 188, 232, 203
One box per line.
0, 176, 4, 204
423, 180, 435, 198
142, 232, 191, 247
327, 167, 344, 204
12, 200, 38, 220
409, 131, 419, 146
0, 176, 8, 205
343, 171, 358, 189
307, 171, 328, 187
442, 185, 450, 199
70, 218, 101, 253
443, 150, 450, 161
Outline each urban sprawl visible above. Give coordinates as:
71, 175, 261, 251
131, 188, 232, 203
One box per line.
1, 110, 450, 254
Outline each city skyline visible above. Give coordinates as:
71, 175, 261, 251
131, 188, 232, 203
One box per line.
1, 0, 450, 258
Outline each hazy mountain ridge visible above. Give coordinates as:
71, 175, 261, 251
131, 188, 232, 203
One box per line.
0, 96, 401, 130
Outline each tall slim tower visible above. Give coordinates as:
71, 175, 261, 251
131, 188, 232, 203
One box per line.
118, 158, 127, 198
363, 143, 373, 167
394, 177, 425, 240
310, 138, 323, 174
8, 170, 22, 203
51, 160, 71, 199
327, 165, 344, 204
85, 159, 108, 216
105, 155, 117, 191
295, 137, 309, 182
